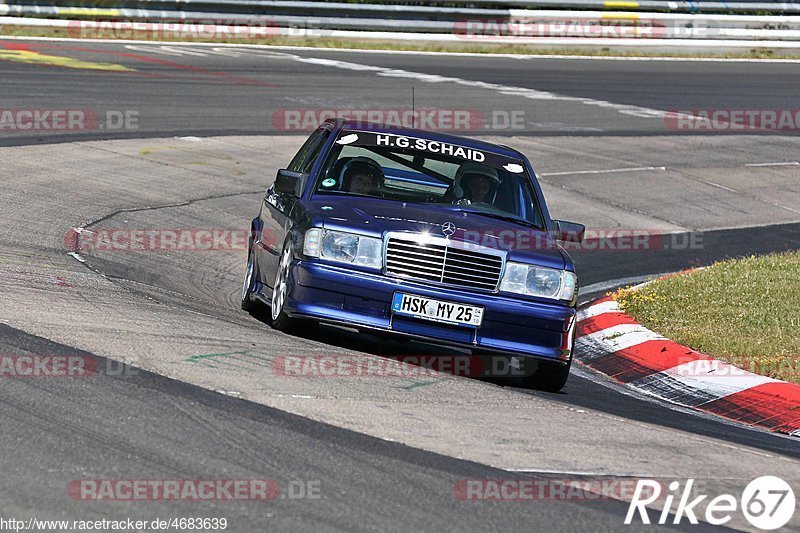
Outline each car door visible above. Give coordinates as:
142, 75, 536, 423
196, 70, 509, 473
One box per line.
257, 126, 331, 291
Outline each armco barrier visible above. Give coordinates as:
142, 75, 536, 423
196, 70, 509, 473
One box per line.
3, 0, 800, 15
4, 0, 800, 46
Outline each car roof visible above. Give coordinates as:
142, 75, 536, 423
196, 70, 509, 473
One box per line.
324, 118, 526, 161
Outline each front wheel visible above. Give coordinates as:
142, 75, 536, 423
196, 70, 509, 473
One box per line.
522, 358, 571, 393
270, 241, 299, 332
241, 243, 259, 312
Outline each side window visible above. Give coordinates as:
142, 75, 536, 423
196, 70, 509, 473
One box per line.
519, 177, 543, 227
298, 129, 330, 173
287, 128, 329, 173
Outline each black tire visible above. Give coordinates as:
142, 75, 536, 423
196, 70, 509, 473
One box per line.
522, 358, 572, 392
269, 240, 299, 332
241, 240, 259, 312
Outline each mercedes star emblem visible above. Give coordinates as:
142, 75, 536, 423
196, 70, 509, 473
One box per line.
442, 221, 456, 237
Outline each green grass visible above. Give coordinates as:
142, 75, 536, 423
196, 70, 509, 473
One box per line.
3, 25, 800, 59
612, 251, 800, 383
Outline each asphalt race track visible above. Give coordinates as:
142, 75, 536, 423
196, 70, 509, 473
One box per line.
3, 40, 800, 144
1, 38, 799, 531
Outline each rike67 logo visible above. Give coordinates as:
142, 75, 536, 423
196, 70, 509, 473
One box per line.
626, 476, 795, 530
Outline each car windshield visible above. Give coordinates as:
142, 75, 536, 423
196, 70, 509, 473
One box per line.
313, 129, 544, 227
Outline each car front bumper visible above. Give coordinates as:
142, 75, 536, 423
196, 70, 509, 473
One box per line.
284, 260, 576, 362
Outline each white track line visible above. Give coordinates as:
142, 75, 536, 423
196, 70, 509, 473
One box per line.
503, 468, 649, 477
540, 166, 667, 177
745, 161, 800, 167
697, 179, 739, 193
775, 203, 800, 214
293, 56, 670, 120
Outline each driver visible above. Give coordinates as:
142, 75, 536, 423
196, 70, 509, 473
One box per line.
453, 163, 501, 204
341, 159, 384, 195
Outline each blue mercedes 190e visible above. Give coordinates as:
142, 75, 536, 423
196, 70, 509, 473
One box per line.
242, 119, 585, 391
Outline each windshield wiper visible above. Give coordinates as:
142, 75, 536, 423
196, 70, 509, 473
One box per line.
454, 209, 543, 230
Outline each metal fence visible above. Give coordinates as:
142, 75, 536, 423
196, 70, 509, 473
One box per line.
3, 0, 800, 17
3, 0, 800, 43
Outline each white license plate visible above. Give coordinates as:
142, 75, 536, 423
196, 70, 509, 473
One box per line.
391, 293, 484, 327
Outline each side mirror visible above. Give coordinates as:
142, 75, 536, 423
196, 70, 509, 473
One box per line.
554, 220, 585, 243
274, 169, 308, 197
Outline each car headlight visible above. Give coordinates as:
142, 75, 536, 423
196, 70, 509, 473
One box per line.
499, 262, 577, 301
322, 231, 358, 262
303, 228, 382, 269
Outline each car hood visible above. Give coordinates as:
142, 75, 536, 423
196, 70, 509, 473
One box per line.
305, 197, 567, 270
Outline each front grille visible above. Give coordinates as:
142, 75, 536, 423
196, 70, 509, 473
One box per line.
385, 236, 503, 291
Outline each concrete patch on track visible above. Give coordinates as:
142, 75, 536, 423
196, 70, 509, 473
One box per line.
1, 135, 799, 531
